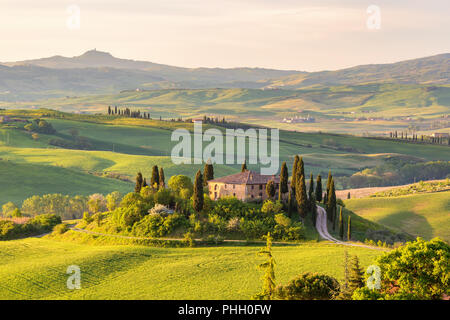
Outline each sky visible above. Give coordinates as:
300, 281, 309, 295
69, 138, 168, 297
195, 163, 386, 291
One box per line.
0, 0, 449, 71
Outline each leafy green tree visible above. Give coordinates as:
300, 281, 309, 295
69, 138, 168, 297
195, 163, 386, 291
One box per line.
266, 180, 276, 199
276, 272, 339, 300
2, 202, 18, 217
253, 233, 276, 300
353, 238, 450, 300
278, 162, 289, 201
193, 170, 204, 213
338, 207, 344, 240
151, 165, 160, 189
106, 191, 122, 211
315, 174, 323, 202
168, 175, 193, 197
87, 194, 106, 214
203, 162, 214, 186
135, 172, 143, 193
159, 167, 165, 188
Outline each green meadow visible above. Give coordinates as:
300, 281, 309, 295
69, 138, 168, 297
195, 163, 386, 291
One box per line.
0, 237, 382, 300
345, 191, 450, 242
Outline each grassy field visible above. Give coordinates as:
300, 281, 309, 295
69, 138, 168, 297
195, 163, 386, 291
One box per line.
0, 109, 449, 206
345, 191, 450, 242
0, 237, 383, 299
2, 84, 448, 135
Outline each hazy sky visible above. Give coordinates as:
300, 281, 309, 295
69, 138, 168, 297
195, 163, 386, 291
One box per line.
0, 0, 449, 71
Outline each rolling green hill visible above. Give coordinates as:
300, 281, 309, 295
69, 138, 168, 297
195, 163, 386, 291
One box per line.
345, 191, 450, 242
0, 237, 382, 299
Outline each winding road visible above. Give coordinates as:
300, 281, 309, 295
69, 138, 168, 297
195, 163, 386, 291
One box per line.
315, 206, 387, 250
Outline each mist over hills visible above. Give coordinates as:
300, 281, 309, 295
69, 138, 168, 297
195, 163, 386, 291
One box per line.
0, 50, 448, 101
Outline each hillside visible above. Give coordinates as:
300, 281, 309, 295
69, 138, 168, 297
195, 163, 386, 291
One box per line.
0, 50, 448, 101
0, 238, 382, 299
0, 109, 449, 206
345, 191, 450, 242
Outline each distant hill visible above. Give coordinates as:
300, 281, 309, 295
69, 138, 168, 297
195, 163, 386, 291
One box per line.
266, 53, 450, 89
0, 50, 448, 100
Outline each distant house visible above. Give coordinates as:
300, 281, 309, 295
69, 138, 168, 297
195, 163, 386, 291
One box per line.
0, 116, 11, 123
432, 132, 449, 138
207, 170, 288, 202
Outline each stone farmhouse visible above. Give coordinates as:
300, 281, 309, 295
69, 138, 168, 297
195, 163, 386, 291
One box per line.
207, 170, 288, 202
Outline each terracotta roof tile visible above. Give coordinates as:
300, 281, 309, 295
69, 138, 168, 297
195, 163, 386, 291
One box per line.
208, 170, 279, 185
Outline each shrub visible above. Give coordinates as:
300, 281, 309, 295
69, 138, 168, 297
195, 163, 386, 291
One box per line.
53, 223, 69, 234
132, 213, 188, 237
276, 273, 340, 300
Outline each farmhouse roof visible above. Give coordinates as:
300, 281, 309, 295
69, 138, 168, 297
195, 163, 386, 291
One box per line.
208, 170, 279, 185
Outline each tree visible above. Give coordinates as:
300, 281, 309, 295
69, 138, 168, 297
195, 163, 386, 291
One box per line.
151, 165, 160, 189
326, 178, 336, 228
310, 195, 317, 226
253, 233, 276, 300
348, 255, 364, 293
168, 175, 194, 198
193, 170, 204, 213
266, 181, 276, 199
275, 272, 339, 300
353, 238, 450, 300
278, 162, 289, 201
106, 191, 121, 211
159, 167, 165, 188
142, 178, 148, 188
2, 202, 18, 217
87, 194, 106, 213
241, 160, 247, 172
326, 171, 332, 196
287, 189, 294, 217
347, 216, 352, 241
315, 174, 322, 202
291, 155, 300, 190
134, 172, 143, 193
338, 207, 344, 240
336, 251, 352, 300
295, 174, 308, 219
308, 173, 314, 200
203, 161, 214, 186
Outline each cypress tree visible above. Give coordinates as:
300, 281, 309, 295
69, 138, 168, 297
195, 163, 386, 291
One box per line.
295, 174, 308, 219
279, 162, 289, 200
203, 161, 214, 186
326, 171, 332, 196
298, 157, 305, 179
291, 155, 300, 189
315, 174, 322, 202
336, 251, 352, 300
241, 160, 247, 172
347, 216, 352, 241
308, 173, 314, 199
159, 167, 165, 188
327, 178, 336, 226
348, 256, 365, 293
266, 180, 275, 199
193, 170, 204, 213
142, 178, 148, 188
287, 189, 294, 217
134, 172, 143, 193
310, 194, 317, 225
323, 192, 328, 205
151, 165, 159, 188
339, 207, 344, 240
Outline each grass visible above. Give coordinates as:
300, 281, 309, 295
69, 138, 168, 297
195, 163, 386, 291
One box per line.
345, 191, 450, 242
0, 160, 132, 205
0, 237, 382, 299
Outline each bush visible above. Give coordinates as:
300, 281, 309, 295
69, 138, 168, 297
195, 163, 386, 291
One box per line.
276, 273, 340, 300
132, 213, 188, 237
53, 223, 69, 234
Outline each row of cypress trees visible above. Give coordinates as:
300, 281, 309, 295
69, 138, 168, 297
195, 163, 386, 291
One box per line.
134, 165, 166, 193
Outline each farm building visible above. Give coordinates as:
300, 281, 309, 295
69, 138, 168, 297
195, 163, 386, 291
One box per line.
207, 170, 287, 202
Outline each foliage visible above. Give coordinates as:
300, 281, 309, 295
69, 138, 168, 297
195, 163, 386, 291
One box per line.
53, 223, 69, 234
275, 272, 340, 300
132, 213, 188, 237
0, 214, 61, 240
371, 179, 450, 197
193, 170, 204, 213
253, 233, 276, 300
2, 202, 18, 217
106, 191, 122, 211
168, 175, 193, 198
266, 180, 275, 199
261, 200, 283, 215
353, 238, 450, 300
21, 194, 88, 220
